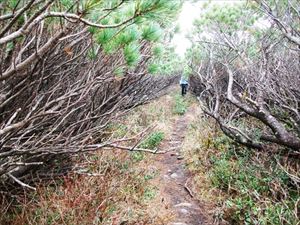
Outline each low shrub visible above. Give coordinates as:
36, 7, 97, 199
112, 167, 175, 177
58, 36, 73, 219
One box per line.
209, 136, 299, 225
139, 131, 165, 149
182, 116, 299, 225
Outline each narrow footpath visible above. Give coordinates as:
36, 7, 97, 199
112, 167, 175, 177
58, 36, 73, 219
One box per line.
147, 105, 213, 225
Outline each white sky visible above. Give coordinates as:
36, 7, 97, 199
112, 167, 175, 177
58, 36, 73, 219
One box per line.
171, 0, 244, 57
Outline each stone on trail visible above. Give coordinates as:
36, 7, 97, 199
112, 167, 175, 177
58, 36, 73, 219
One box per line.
179, 208, 189, 214
170, 173, 179, 179
175, 202, 194, 208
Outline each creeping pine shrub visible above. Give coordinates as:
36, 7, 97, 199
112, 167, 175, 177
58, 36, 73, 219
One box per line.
139, 131, 164, 149
173, 94, 188, 115
209, 135, 299, 225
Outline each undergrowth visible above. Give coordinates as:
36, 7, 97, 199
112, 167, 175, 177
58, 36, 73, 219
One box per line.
172, 94, 189, 115
182, 110, 300, 225
139, 131, 165, 149
0, 91, 177, 225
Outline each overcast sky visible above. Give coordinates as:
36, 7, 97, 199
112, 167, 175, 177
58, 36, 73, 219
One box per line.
171, 0, 244, 57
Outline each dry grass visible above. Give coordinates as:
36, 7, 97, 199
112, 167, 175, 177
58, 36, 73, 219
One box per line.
1, 150, 153, 224
1, 88, 182, 225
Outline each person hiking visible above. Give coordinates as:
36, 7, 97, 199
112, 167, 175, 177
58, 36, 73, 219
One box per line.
179, 76, 189, 96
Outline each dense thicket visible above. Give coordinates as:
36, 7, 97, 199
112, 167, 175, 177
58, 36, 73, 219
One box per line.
189, 0, 300, 151
187, 1, 299, 223
0, 0, 180, 190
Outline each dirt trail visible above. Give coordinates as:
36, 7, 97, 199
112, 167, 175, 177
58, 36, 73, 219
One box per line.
148, 105, 212, 225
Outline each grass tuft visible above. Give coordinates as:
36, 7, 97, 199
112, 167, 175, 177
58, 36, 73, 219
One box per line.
172, 94, 188, 115
139, 131, 165, 149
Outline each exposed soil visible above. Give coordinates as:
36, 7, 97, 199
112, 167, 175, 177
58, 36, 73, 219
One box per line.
147, 105, 213, 225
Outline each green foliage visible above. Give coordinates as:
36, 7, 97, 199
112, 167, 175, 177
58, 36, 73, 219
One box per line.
148, 63, 159, 74
5, 42, 14, 53
113, 66, 124, 77
138, 0, 181, 24
194, 3, 258, 33
91, 0, 181, 72
210, 158, 235, 190
88, 26, 97, 35
103, 41, 118, 54
117, 25, 140, 45
60, 0, 73, 8
144, 173, 156, 181
209, 135, 299, 224
152, 44, 163, 56
139, 131, 164, 149
8, 0, 19, 8
173, 94, 188, 115
149, 46, 183, 76
142, 23, 162, 42
143, 186, 157, 201
124, 42, 140, 66
131, 152, 144, 162
96, 28, 116, 45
